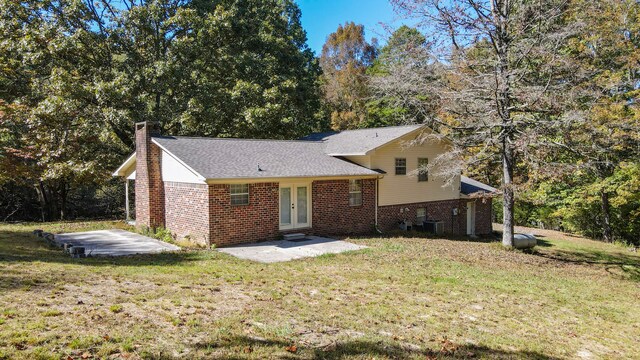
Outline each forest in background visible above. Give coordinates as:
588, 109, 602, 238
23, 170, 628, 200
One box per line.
1, 0, 639, 244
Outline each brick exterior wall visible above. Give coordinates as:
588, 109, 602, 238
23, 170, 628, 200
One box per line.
208, 182, 280, 247
133, 120, 493, 245
164, 182, 210, 245
378, 198, 465, 234
475, 198, 493, 235
135, 122, 165, 229
311, 179, 376, 236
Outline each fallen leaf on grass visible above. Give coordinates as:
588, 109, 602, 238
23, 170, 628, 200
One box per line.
285, 344, 297, 353
243, 346, 252, 353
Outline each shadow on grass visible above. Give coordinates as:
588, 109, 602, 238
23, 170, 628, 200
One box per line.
192, 335, 559, 359
533, 247, 640, 281
360, 230, 501, 244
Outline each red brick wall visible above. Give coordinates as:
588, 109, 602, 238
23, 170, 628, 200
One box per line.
208, 182, 280, 246
378, 199, 464, 234
474, 198, 493, 235
164, 182, 210, 245
135, 122, 165, 229
457, 198, 493, 236
311, 179, 376, 236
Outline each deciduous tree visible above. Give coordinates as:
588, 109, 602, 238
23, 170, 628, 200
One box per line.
320, 22, 377, 130
386, 0, 580, 247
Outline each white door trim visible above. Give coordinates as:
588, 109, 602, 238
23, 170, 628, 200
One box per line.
466, 201, 476, 235
279, 182, 312, 230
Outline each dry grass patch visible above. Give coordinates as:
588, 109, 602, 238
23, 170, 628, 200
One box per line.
0, 221, 638, 359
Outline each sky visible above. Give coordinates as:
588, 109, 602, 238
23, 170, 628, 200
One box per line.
296, 0, 410, 55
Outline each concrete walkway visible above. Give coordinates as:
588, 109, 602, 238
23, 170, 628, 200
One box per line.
218, 236, 366, 263
54, 229, 181, 256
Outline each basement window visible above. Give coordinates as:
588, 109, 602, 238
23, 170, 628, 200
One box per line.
395, 158, 406, 175
417, 208, 426, 224
349, 180, 363, 206
230, 184, 249, 205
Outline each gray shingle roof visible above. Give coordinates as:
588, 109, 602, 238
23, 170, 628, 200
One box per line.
152, 136, 380, 180
301, 124, 424, 155
461, 176, 498, 196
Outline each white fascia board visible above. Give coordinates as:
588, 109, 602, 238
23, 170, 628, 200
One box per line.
112, 153, 136, 177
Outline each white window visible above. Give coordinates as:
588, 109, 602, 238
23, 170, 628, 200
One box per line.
418, 158, 428, 182
395, 158, 406, 175
349, 180, 362, 206
416, 208, 426, 224
230, 184, 249, 205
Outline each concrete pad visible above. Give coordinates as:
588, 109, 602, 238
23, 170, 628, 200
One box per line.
54, 229, 181, 256
217, 235, 366, 263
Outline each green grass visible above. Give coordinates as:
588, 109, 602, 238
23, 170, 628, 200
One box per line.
0, 221, 639, 359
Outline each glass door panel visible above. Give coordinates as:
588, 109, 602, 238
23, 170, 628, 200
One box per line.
280, 187, 292, 227
296, 186, 308, 225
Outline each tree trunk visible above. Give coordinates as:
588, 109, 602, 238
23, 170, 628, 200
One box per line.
59, 181, 68, 221
600, 189, 613, 242
35, 181, 48, 222
502, 142, 515, 247
493, 0, 515, 247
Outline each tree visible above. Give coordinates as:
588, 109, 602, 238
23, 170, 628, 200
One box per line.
101, 0, 323, 140
0, 0, 120, 220
0, 0, 324, 221
320, 22, 377, 130
386, 0, 579, 247
366, 25, 435, 127
556, 0, 640, 241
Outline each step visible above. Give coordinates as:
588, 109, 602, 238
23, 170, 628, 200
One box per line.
283, 233, 306, 241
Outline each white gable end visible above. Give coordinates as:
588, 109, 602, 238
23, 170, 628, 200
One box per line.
161, 150, 206, 184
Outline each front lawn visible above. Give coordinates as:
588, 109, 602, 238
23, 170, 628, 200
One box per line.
0, 221, 638, 359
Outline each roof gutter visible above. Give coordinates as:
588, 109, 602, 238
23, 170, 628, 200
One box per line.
205, 173, 382, 184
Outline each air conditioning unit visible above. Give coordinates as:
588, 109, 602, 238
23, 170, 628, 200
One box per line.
424, 220, 445, 234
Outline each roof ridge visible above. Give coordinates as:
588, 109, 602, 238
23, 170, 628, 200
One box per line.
331, 124, 423, 133
153, 135, 324, 143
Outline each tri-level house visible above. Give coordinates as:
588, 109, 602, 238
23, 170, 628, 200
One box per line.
113, 122, 497, 246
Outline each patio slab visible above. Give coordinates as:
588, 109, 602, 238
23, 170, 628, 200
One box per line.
217, 236, 366, 263
53, 229, 181, 256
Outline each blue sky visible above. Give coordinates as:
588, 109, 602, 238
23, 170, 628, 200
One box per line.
296, 0, 408, 55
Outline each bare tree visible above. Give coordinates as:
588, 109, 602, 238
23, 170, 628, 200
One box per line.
378, 0, 580, 247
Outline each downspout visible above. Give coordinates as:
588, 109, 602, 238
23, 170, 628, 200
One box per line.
375, 176, 382, 234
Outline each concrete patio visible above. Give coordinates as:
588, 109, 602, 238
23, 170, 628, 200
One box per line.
54, 229, 181, 256
217, 236, 366, 263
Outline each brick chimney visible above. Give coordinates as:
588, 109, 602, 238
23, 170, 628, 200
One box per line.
135, 121, 165, 229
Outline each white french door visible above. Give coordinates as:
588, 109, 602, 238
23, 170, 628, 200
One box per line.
279, 183, 311, 230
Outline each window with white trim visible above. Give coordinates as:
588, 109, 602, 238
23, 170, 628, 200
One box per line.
230, 184, 249, 205
349, 180, 362, 206
418, 158, 429, 182
395, 158, 406, 175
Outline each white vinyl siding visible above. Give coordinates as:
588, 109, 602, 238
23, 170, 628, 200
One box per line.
349, 180, 363, 206
367, 131, 461, 206
161, 150, 206, 184
230, 184, 249, 205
